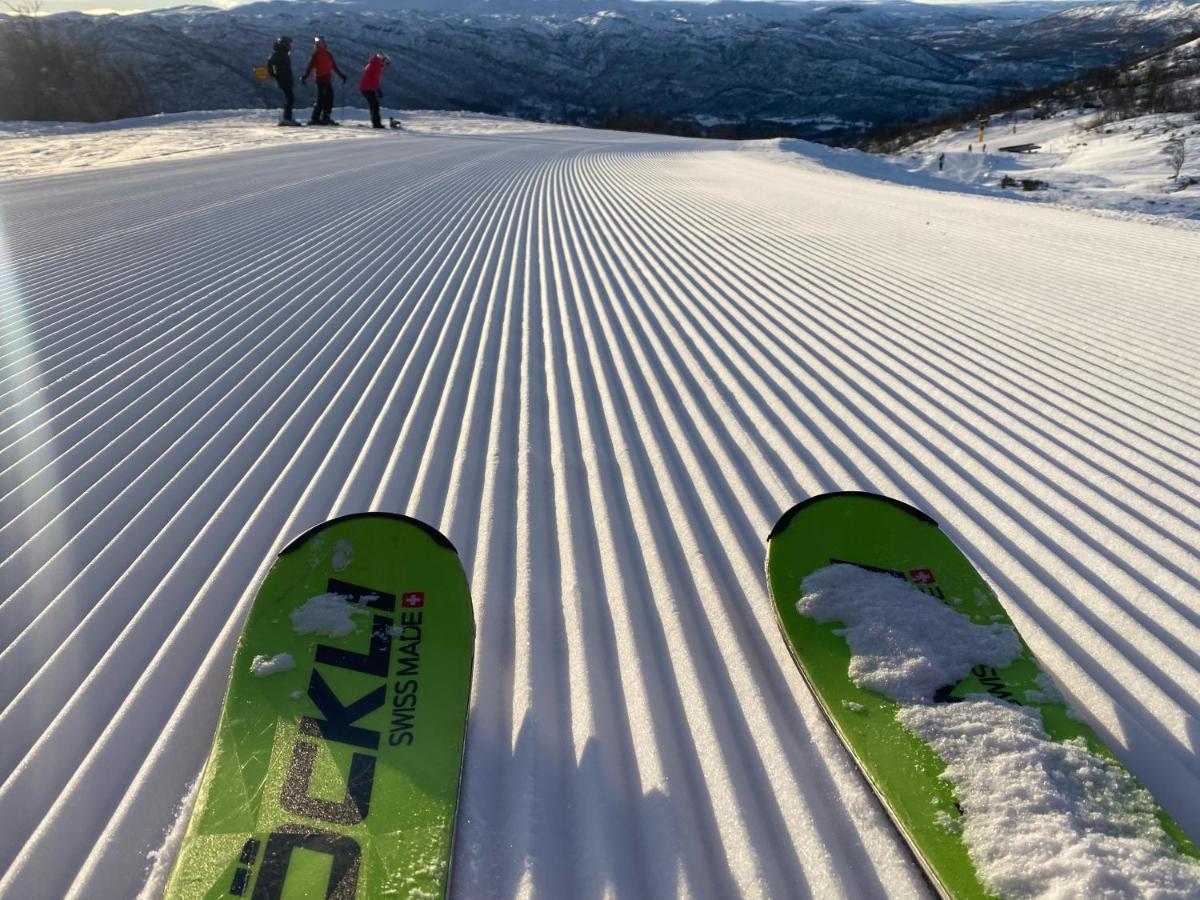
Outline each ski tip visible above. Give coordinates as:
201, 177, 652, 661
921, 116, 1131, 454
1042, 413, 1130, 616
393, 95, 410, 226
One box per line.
278, 512, 458, 557
768, 491, 938, 541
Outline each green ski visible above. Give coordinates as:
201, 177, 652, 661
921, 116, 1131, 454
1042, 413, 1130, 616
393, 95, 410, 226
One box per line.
767, 491, 1199, 899
166, 513, 474, 900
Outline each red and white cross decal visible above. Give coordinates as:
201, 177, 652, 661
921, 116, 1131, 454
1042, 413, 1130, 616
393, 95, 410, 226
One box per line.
908, 568, 936, 585
401, 592, 425, 608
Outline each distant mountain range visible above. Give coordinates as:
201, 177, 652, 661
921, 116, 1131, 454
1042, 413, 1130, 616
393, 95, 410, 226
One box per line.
10, 0, 1200, 139
864, 17, 1200, 149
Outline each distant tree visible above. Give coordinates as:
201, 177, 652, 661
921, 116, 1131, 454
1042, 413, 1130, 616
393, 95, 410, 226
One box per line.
1163, 136, 1186, 183
0, 1, 151, 122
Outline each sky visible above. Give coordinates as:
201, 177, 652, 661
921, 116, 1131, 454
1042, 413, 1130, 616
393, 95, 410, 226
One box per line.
26, 0, 237, 14
24, 0, 1079, 18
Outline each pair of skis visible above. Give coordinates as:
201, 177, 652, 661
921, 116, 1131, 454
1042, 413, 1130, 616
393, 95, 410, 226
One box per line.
166, 495, 1198, 898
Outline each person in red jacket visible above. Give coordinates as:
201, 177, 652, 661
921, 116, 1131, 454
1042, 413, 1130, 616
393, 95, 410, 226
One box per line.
300, 36, 346, 126
359, 52, 390, 129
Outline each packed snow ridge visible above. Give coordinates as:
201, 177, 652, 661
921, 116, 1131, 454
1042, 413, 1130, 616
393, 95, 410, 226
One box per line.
798, 565, 1200, 898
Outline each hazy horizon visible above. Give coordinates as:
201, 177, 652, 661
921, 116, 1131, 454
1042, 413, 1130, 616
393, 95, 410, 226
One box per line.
20, 0, 1087, 20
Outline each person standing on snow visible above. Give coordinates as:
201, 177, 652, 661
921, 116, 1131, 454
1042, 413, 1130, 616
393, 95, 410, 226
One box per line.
359, 52, 390, 129
267, 36, 299, 126
301, 36, 347, 126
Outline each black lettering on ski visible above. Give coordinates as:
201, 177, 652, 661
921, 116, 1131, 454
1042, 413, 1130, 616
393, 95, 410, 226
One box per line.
971, 665, 1021, 705
250, 827, 361, 900
229, 867, 250, 896
316, 615, 392, 677
300, 670, 384, 750
239, 838, 261, 866
281, 740, 376, 825
229, 836, 261, 894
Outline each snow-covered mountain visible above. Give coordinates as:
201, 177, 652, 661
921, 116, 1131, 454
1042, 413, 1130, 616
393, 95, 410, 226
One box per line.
860, 17, 1199, 214
7, 0, 1199, 138
928, 0, 1200, 79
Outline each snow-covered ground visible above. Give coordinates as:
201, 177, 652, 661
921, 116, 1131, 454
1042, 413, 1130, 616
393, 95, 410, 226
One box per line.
0, 109, 559, 180
1, 112, 1199, 899
882, 108, 1200, 221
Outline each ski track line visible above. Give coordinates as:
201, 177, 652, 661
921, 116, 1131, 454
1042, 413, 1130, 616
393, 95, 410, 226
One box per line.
0, 150, 504, 458
0, 146, 483, 443
588, 151, 1200, 806
0, 139, 429, 270
554, 151, 782, 897
619, 157, 1200, 777
570, 151, 940, 893
0, 154, 381, 354
0, 165, 513, 792
0, 139, 544, 893
619, 162, 1200, 602
564, 153, 907, 897
662, 157, 1200, 444
724, 170, 1200, 768
609, 162, 1200, 487
726, 153, 1200, 356
636, 176, 1200, 613
0, 148, 525, 614
0, 144, 535, 801
566, 152, 859, 895
540, 168, 666, 897
624, 162, 1200, 564
602, 147, 914, 896
0, 150, 501, 528
542, 157, 744, 898
581, 183, 924, 888
0, 144, 469, 369
1, 126, 1198, 898
661, 161, 1200, 459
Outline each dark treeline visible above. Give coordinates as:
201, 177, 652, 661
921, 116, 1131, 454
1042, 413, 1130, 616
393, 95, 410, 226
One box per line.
0, 2, 152, 122
570, 29, 1200, 146
591, 111, 864, 144
860, 29, 1200, 153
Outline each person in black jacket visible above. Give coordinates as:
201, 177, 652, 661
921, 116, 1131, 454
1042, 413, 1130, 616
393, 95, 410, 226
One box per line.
267, 36, 299, 126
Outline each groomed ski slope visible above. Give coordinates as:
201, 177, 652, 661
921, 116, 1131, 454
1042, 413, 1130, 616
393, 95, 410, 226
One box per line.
1, 119, 1199, 899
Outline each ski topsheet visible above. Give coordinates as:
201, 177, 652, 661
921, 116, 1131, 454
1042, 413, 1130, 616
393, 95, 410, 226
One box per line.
767, 492, 1200, 899
165, 513, 474, 900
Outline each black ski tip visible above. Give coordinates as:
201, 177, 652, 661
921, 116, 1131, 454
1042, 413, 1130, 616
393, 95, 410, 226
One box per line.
767, 491, 938, 541
279, 512, 458, 557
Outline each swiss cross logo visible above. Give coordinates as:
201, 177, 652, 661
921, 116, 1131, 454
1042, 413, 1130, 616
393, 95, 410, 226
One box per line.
909, 568, 936, 585
401, 592, 425, 608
